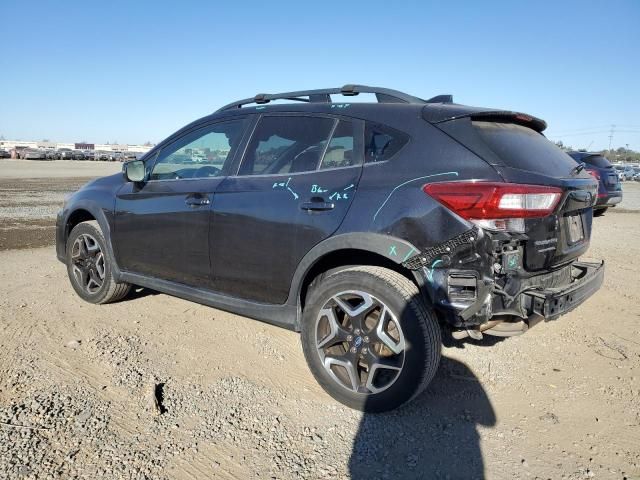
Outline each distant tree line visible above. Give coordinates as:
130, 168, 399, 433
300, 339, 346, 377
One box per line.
555, 141, 640, 163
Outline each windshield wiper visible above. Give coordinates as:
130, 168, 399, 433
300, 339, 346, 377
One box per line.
571, 162, 586, 176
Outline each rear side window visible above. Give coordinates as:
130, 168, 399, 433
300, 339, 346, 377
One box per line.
239, 116, 335, 175
473, 121, 577, 174
319, 120, 357, 170
364, 123, 409, 163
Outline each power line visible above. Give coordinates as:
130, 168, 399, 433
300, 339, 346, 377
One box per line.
608, 125, 615, 151
547, 129, 640, 137
550, 124, 640, 135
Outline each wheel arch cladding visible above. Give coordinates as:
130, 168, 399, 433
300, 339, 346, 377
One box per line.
63, 203, 121, 278
66, 209, 96, 240
299, 249, 417, 308
290, 233, 424, 323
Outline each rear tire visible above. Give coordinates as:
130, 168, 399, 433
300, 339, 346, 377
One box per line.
301, 266, 441, 412
66, 220, 131, 304
593, 208, 608, 217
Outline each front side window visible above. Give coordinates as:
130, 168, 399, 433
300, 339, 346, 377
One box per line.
239, 116, 335, 176
150, 120, 245, 180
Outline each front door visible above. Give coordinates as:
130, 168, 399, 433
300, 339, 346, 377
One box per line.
211, 114, 364, 304
113, 118, 247, 288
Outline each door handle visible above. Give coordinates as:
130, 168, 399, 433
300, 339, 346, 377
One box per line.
185, 195, 210, 207
300, 201, 335, 211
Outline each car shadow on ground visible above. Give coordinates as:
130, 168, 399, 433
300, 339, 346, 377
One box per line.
125, 286, 160, 301
349, 356, 495, 479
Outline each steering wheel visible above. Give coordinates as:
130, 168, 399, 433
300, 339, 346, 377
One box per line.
195, 165, 221, 177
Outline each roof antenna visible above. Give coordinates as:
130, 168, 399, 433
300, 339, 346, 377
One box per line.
425, 94, 453, 104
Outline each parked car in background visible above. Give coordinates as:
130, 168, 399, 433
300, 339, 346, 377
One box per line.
0, 149, 10, 158
21, 149, 47, 160
568, 151, 622, 217
71, 151, 85, 160
632, 167, 640, 181
109, 152, 124, 162
122, 153, 137, 162
83, 151, 96, 161
96, 151, 110, 161
11, 146, 28, 159
613, 164, 635, 181
46, 150, 58, 160
56, 148, 74, 160
56, 84, 604, 412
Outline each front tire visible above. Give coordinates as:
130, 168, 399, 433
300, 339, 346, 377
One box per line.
301, 266, 441, 412
66, 220, 131, 304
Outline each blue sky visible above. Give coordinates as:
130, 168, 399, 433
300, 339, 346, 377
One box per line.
1, 0, 638, 150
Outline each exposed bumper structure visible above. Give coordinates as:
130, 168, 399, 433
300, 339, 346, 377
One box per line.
524, 261, 604, 320
405, 227, 605, 335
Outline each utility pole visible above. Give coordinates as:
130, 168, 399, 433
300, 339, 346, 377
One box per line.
608, 124, 615, 151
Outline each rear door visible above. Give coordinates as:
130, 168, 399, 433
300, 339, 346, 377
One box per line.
436, 118, 598, 271
113, 118, 247, 287
211, 114, 364, 304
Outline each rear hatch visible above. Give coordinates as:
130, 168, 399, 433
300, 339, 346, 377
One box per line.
429, 111, 598, 272
582, 154, 621, 194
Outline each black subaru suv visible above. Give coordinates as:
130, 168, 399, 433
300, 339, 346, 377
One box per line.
56, 85, 604, 412
567, 151, 622, 216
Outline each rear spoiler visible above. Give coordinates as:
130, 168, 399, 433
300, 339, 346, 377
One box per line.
422, 105, 547, 132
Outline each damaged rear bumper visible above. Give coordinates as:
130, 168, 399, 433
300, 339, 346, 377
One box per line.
405, 226, 604, 331
524, 261, 604, 320
418, 259, 605, 329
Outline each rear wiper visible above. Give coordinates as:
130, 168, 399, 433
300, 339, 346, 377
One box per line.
571, 162, 586, 176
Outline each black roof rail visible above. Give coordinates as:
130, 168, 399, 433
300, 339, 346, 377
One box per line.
216, 84, 452, 111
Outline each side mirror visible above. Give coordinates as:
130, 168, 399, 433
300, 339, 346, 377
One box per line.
123, 160, 146, 182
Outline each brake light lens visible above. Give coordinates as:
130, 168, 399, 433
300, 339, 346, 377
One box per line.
586, 168, 600, 181
423, 182, 562, 232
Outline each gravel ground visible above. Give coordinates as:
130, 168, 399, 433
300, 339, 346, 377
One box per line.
0, 161, 639, 479
0, 159, 121, 179
0, 160, 120, 250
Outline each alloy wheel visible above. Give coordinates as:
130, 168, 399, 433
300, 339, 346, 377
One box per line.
71, 233, 105, 294
315, 290, 406, 394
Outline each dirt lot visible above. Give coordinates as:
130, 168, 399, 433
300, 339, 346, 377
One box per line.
0, 160, 639, 479
0, 160, 121, 251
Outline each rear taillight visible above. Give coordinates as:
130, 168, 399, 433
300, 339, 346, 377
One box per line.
424, 182, 562, 233
586, 169, 601, 181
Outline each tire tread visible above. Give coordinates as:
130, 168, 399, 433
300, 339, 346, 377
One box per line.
334, 266, 441, 405
303, 265, 441, 411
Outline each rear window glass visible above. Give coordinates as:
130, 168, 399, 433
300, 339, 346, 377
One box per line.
580, 155, 611, 168
473, 121, 578, 175
364, 123, 408, 163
